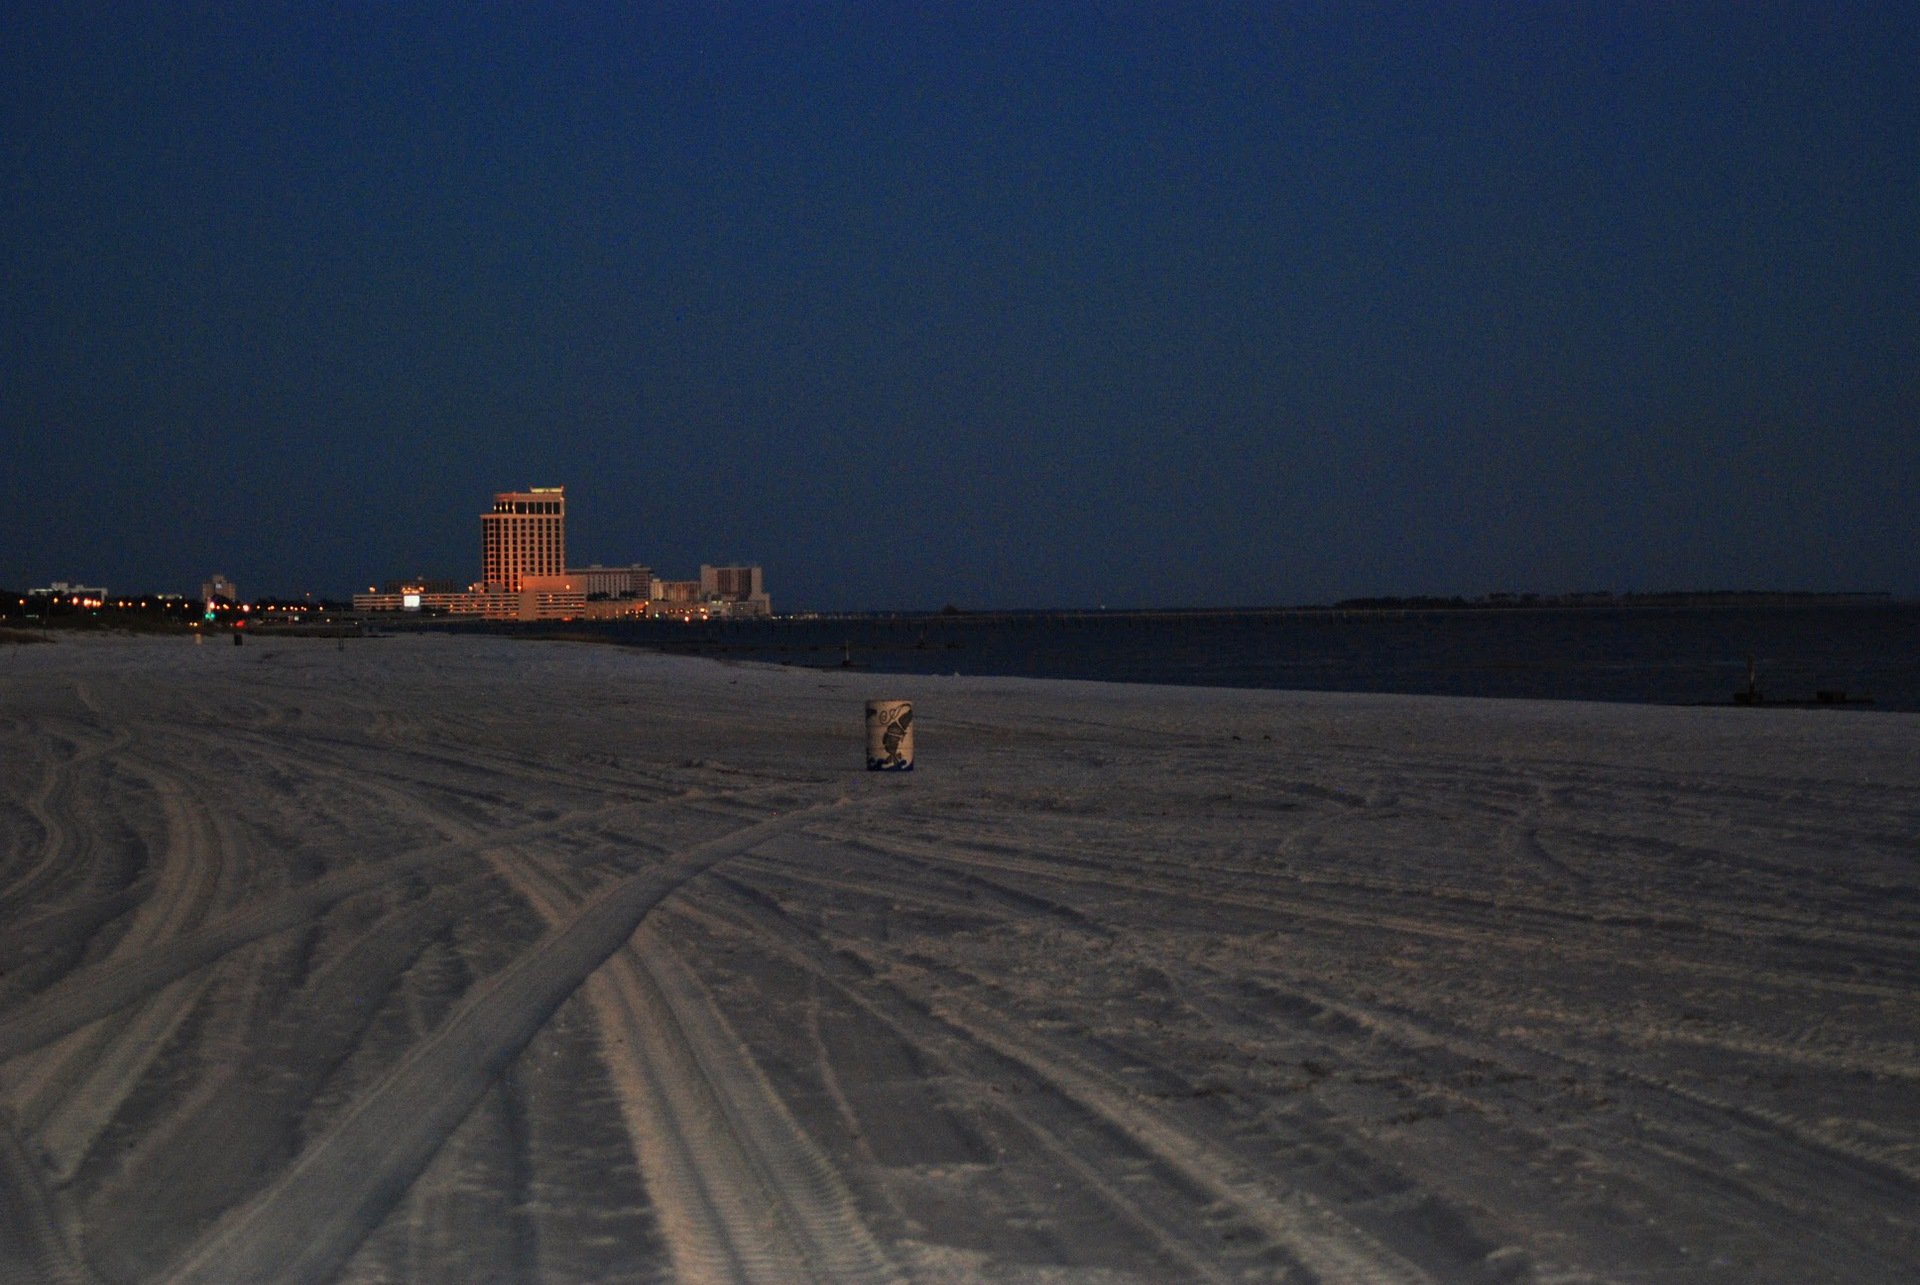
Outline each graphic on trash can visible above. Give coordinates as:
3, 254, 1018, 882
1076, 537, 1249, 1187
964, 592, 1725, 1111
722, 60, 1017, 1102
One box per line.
865, 700, 914, 771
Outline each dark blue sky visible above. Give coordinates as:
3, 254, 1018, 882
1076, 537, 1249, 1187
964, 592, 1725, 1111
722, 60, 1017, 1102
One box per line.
5, 3, 1915, 609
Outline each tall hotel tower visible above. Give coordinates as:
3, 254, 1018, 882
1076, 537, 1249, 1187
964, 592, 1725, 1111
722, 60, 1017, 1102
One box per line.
482, 487, 566, 591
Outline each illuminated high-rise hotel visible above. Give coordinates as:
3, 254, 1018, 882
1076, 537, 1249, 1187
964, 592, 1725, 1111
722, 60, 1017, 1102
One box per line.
351, 483, 767, 621
482, 487, 566, 591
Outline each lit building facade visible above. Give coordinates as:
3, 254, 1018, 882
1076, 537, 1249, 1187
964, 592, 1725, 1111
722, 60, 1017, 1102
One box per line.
700, 564, 772, 616
566, 563, 652, 599
353, 486, 770, 622
29, 581, 108, 607
482, 488, 566, 591
652, 579, 702, 604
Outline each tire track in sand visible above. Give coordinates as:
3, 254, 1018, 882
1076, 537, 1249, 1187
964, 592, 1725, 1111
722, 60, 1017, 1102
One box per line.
831, 822, 1914, 1002
0, 798, 659, 1063
669, 891, 1240, 1283
244, 732, 892, 1283
912, 981, 1433, 1285
80, 893, 455, 1283
2, 752, 240, 1182
0, 1107, 88, 1285
496, 849, 896, 1284
678, 874, 1432, 1284
0, 724, 130, 916
163, 801, 850, 1285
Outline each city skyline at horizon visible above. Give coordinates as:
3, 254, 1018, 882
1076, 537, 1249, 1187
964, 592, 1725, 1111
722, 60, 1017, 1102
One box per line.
349, 483, 771, 621
4, 470, 1908, 611
5, 6, 1915, 610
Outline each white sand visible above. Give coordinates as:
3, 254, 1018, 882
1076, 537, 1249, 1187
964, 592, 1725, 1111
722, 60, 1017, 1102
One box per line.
1, 631, 1915, 1283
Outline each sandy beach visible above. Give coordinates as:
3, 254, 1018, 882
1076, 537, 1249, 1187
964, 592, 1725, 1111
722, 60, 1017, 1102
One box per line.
2, 631, 1915, 1283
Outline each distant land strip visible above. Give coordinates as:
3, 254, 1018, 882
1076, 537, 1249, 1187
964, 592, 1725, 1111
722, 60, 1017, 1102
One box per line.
622, 590, 1901, 625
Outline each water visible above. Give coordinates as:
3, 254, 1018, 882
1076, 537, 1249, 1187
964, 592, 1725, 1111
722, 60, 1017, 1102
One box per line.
461, 602, 1920, 712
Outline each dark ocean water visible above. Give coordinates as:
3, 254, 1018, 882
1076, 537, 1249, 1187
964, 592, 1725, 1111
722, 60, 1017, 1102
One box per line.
464, 603, 1920, 712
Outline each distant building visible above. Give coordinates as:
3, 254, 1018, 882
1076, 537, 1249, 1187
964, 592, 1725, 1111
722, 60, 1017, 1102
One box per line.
652, 578, 702, 604
567, 563, 652, 599
353, 579, 476, 614
29, 581, 108, 605
381, 577, 465, 596
451, 582, 584, 621
352, 580, 585, 621
353, 486, 770, 622
482, 488, 566, 591
638, 567, 770, 620
353, 486, 578, 621
700, 564, 771, 616
202, 573, 239, 604
574, 596, 651, 620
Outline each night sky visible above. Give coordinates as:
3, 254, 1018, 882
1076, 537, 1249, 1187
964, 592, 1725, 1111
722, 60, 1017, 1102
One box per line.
5, 4, 1915, 610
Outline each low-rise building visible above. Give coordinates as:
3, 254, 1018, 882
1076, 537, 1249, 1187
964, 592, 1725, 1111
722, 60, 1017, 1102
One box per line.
351, 583, 475, 614
29, 581, 109, 605
567, 563, 652, 599
700, 564, 771, 616
450, 579, 586, 622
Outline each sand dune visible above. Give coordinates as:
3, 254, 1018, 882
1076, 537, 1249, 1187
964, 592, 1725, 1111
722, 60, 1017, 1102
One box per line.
1, 633, 1915, 1282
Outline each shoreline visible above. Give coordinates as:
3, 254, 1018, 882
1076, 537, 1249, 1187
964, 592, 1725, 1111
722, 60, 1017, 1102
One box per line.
18, 624, 1920, 716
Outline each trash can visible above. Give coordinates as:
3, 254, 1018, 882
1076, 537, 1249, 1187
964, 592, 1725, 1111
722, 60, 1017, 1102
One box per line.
865, 700, 914, 771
